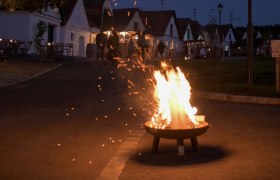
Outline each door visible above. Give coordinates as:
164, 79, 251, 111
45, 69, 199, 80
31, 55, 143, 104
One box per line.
79, 36, 85, 57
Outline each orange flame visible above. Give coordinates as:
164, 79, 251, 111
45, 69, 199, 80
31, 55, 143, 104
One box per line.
151, 62, 199, 129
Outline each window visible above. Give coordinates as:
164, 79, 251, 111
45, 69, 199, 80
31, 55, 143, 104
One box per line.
170, 24, 173, 37
133, 22, 139, 31
71, 32, 74, 41
187, 29, 190, 39
48, 25, 54, 42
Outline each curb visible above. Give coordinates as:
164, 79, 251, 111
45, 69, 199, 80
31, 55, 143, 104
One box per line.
193, 90, 280, 105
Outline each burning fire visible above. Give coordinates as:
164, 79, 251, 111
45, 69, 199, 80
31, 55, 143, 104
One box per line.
151, 62, 203, 129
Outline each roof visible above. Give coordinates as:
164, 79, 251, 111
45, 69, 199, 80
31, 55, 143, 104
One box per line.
204, 24, 234, 40
177, 18, 191, 40
218, 24, 234, 40
113, 8, 139, 32
177, 18, 204, 41
139, 10, 177, 36
233, 27, 247, 41
84, 0, 112, 30
60, 0, 78, 25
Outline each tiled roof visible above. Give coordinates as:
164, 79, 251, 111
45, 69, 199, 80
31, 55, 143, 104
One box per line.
139, 10, 177, 36
218, 24, 233, 38
84, 0, 104, 28
204, 24, 218, 37
177, 18, 204, 41
113, 8, 139, 32
234, 27, 247, 41
205, 24, 233, 40
60, 0, 78, 25
84, 0, 112, 30
177, 18, 191, 40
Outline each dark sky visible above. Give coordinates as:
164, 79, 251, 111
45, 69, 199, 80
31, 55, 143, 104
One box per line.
113, 0, 280, 27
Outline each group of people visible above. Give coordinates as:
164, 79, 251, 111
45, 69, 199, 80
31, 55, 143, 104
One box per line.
127, 30, 149, 61
95, 29, 120, 66
95, 29, 149, 63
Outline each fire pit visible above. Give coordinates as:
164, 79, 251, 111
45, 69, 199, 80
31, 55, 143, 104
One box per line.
144, 62, 210, 156
144, 120, 209, 155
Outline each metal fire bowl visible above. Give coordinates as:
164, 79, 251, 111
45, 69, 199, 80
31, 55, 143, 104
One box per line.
144, 121, 209, 139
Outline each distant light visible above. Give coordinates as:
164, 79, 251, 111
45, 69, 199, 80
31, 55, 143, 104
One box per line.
184, 56, 191, 60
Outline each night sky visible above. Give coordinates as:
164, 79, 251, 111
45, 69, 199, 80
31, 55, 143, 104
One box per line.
113, 0, 280, 27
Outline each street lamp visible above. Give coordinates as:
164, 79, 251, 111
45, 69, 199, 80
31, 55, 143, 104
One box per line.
217, 3, 223, 25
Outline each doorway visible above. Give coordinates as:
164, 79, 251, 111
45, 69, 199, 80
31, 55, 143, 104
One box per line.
79, 36, 85, 57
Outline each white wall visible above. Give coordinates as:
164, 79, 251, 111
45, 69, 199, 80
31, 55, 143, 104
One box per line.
162, 16, 181, 55
183, 24, 194, 41
60, 0, 91, 57
0, 8, 61, 54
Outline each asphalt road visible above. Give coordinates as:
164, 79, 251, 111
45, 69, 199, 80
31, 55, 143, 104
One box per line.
0, 61, 279, 179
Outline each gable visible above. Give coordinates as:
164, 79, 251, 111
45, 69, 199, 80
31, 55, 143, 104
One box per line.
225, 28, 236, 42
66, 0, 89, 31
256, 31, 262, 39
163, 16, 179, 38
183, 24, 193, 41
126, 11, 145, 32
242, 32, 247, 40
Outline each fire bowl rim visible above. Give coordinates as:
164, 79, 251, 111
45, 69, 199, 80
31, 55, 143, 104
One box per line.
144, 121, 209, 139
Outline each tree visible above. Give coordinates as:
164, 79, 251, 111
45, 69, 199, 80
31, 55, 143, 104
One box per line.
1, 0, 64, 12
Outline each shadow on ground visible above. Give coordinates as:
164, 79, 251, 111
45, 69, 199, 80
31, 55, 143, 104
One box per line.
130, 144, 230, 166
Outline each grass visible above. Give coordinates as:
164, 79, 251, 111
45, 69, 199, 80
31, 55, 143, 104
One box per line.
169, 56, 280, 98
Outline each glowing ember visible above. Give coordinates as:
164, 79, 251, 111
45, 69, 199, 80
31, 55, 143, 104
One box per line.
151, 62, 202, 129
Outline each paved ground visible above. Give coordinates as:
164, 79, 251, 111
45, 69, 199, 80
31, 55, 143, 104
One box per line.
0, 60, 279, 179
0, 59, 59, 87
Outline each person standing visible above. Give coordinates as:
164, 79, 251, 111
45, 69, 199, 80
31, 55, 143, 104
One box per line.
137, 30, 147, 61
96, 30, 107, 61
128, 38, 134, 59
107, 29, 120, 66
157, 40, 165, 58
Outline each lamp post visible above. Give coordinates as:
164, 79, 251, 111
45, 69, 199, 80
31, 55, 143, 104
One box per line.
247, 0, 253, 85
217, 3, 223, 25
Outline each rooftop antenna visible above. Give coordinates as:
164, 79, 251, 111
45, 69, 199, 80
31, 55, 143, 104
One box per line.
160, 0, 164, 10
193, 8, 197, 21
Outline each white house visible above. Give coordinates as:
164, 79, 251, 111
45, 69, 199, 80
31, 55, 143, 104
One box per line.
220, 25, 236, 56
0, 7, 61, 54
140, 10, 181, 57
177, 18, 206, 58
0, 0, 113, 57
60, 0, 91, 57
